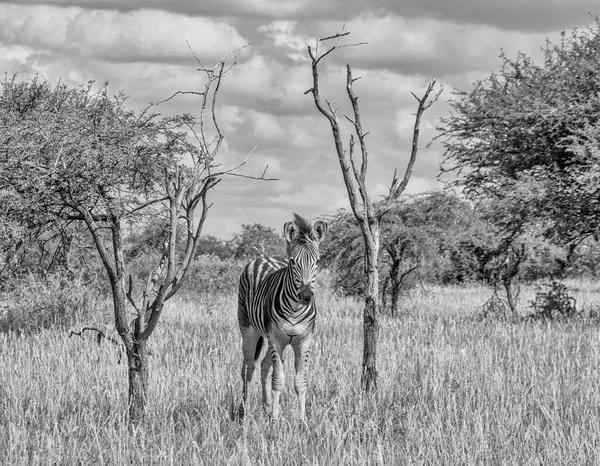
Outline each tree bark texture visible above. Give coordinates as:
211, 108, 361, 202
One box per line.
389, 260, 401, 317
127, 338, 149, 425
361, 224, 379, 393
502, 276, 519, 317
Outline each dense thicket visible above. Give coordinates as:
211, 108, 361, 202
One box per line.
321, 190, 600, 313
321, 192, 494, 310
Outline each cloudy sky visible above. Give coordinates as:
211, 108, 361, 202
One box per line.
1, 1, 597, 238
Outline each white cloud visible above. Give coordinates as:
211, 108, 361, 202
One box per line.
0, 5, 248, 63
219, 105, 244, 133
316, 13, 556, 76
266, 182, 349, 211
258, 20, 311, 62
5, 0, 594, 31
227, 54, 276, 98
0, 44, 36, 68
248, 110, 286, 141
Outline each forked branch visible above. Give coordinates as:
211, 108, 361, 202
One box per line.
305, 29, 441, 396
377, 79, 443, 217
304, 31, 367, 220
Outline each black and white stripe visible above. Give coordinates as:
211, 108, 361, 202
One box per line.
237, 213, 327, 423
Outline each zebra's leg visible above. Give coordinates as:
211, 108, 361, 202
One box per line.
292, 333, 314, 425
260, 346, 274, 410
269, 338, 286, 421
240, 327, 261, 416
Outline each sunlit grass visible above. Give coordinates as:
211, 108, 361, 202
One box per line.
1, 281, 600, 464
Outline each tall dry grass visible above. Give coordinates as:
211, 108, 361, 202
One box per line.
1, 281, 600, 464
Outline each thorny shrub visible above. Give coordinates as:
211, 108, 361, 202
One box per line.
528, 279, 579, 320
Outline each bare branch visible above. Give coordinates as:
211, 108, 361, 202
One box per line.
217, 44, 250, 74
209, 61, 225, 157
126, 274, 140, 314
424, 82, 444, 111
166, 182, 213, 300
225, 168, 278, 181
348, 134, 362, 186
305, 29, 366, 221
208, 143, 276, 181
125, 196, 169, 218
186, 40, 208, 70
319, 31, 350, 42
154, 90, 205, 106
377, 79, 441, 218
314, 29, 367, 66
307, 44, 316, 62
346, 65, 369, 185
325, 99, 337, 117
69, 327, 122, 347
314, 40, 367, 66
222, 143, 262, 173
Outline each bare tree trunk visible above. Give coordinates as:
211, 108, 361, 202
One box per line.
500, 243, 525, 317
361, 226, 379, 392
502, 275, 519, 317
127, 338, 149, 425
306, 32, 440, 395
80, 209, 148, 423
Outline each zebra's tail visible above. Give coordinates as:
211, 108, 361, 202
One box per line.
254, 336, 265, 362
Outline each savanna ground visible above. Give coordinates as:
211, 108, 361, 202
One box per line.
1, 278, 600, 465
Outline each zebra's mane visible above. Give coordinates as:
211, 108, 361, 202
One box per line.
292, 213, 313, 241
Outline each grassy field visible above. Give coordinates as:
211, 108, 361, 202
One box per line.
1, 281, 600, 465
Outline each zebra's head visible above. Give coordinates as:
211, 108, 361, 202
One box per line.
283, 214, 328, 305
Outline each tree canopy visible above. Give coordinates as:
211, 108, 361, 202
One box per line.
231, 223, 285, 260
439, 18, 600, 245
0, 67, 228, 423
0, 75, 190, 229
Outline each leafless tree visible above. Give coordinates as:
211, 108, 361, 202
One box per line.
305, 31, 442, 392
63, 49, 272, 424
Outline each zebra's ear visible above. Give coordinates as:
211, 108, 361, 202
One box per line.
283, 220, 298, 243
313, 220, 327, 243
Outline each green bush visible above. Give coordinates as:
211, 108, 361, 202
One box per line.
0, 273, 104, 334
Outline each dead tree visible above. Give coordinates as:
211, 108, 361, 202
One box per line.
305, 31, 441, 392
73, 49, 272, 424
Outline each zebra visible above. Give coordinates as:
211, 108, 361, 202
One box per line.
237, 214, 327, 423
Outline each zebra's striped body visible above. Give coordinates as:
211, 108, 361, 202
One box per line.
237, 214, 327, 423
